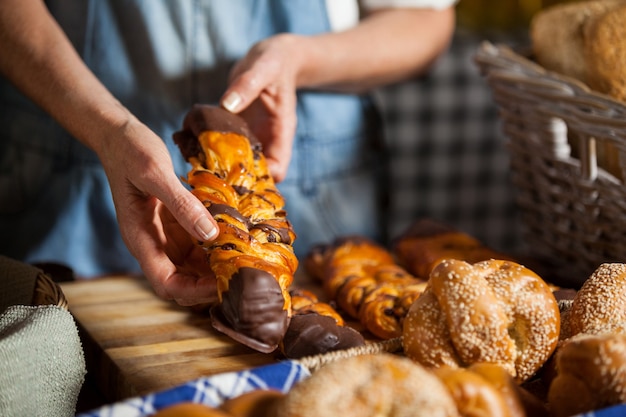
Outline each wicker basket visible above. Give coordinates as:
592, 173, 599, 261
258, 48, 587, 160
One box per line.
32, 272, 68, 309
474, 41, 626, 285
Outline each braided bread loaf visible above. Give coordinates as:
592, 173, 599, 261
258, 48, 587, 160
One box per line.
173, 104, 297, 353
174, 105, 364, 356
305, 236, 426, 339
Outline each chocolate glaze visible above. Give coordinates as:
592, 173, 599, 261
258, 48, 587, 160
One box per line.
250, 222, 293, 245
172, 104, 260, 161
172, 129, 201, 161
232, 184, 251, 195
210, 267, 290, 353
281, 314, 366, 359
208, 203, 250, 228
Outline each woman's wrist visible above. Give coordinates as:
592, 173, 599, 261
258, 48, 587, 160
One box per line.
255, 33, 326, 90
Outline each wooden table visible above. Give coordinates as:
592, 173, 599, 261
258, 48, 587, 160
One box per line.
61, 276, 280, 403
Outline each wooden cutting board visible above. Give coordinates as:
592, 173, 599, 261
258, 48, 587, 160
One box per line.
60, 275, 283, 403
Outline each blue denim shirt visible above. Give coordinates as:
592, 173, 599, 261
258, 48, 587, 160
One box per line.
0, 0, 385, 277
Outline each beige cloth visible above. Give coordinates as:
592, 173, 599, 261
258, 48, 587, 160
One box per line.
0, 256, 86, 417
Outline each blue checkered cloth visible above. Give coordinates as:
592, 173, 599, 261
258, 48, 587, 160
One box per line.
76, 361, 309, 417
75, 357, 626, 417
574, 405, 626, 417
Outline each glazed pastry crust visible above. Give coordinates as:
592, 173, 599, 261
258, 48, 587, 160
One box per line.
174, 105, 297, 352
305, 237, 426, 339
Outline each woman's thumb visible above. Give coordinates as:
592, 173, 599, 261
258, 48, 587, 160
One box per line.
164, 182, 218, 242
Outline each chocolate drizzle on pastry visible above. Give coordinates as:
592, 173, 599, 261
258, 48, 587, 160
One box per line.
175, 104, 365, 357
207, 203, 250, 227
174, 104, 298, 353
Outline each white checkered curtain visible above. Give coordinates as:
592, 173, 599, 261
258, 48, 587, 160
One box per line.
375, 29, 528, 255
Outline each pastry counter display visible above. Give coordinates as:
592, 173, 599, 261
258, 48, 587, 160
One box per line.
67, 103, 626, 416
64, 257, 626, 417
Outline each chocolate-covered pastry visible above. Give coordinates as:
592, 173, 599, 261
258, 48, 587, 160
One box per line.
174, 104, 297, 353
280, 289, 365, 359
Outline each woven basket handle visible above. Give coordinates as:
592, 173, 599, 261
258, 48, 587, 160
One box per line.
295, 337, 403, 373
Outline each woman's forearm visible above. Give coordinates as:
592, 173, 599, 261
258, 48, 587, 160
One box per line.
0, 0, 133, 156
296, 7, 456, 93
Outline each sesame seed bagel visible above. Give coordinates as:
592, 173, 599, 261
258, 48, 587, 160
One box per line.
402, 259, 560, 382
275, 353, 459, 417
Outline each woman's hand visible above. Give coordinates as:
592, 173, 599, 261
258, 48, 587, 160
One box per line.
220, 34, 302, 182
220, 7, 456, 182
98, 118, 220, 306
0, 0, 221, 305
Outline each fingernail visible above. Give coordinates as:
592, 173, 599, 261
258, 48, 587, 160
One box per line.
222, 91, 242, 113
194, 217, 218, 241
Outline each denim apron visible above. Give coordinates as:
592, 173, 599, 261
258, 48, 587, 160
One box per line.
0, 0, 386, 277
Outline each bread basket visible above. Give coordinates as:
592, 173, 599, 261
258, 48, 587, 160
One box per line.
474, 41, 626, 286
0, 256, 70, 311
32, 271, 69, 309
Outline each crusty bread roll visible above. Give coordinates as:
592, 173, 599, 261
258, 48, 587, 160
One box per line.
584, 3, 626, 101
470, 362, 550, 417
219, 390, 285, 417
402, 259, 560, 382
433, 365, 525, 417
548, 332, 626, 417
530, 0, 625, 85
530, 1, 626, 180
275, 353, 460, 417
